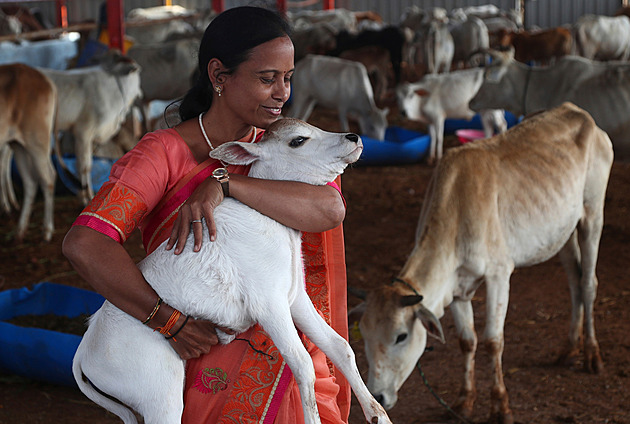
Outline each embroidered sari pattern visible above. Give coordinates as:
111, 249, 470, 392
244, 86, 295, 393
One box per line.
75, 182, 147, 243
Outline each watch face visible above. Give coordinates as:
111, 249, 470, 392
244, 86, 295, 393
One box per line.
213, 168, 228, 177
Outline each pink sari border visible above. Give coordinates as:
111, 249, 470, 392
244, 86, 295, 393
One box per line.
263, 364, 294, 424
73, 214, 123, 243
142, 164, 218, 248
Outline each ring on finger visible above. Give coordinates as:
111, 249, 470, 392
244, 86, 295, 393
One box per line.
191, 219, 203, 223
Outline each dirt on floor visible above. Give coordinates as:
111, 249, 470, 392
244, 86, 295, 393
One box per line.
0, 106, 629, 424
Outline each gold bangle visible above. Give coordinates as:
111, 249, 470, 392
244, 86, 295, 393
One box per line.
142, 297, 163, 325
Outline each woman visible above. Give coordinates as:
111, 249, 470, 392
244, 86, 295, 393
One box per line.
62, 6, 351, 423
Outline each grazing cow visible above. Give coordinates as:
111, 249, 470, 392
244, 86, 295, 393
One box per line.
289, 55, 389, 140
0, 63, 57, 242
573, 14, 630, 61
352, 103, 613, 424
396, 68, 485, 163
497, 27, 573, 65
72, 118, 391, 424
42, 50, 142, 205
469, 52, 630, 160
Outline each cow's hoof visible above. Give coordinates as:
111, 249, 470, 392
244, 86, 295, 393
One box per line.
556, 347, 580, 368
489, 410, 514, 424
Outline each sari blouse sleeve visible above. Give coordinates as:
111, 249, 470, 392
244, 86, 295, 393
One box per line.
72, 129, 195, 244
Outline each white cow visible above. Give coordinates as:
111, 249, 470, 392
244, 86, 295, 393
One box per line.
126, 35, 200, 132
469, 52, 630, 160
72, 118, 391, 424
352, 103, 613, 424
573, 14, 630, 61
289, 54, 389, 140
396, 67, 486, 164
126, 5, 198, 44
0, 63, 57, 243
41, 50, 142, 205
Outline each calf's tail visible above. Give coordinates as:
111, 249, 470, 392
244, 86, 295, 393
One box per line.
72, 353, 139, 424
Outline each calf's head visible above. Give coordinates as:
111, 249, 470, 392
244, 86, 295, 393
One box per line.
351, 285, 444, 410
210, 118, 362, 183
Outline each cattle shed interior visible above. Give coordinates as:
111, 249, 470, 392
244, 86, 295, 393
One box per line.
4, 0, 625, 36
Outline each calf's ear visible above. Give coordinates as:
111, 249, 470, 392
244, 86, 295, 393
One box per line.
211, 142, 262, 165
416, 304, 445, 344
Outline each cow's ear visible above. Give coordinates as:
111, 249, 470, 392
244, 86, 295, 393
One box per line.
414, 88, 430, 97
211, 142, 262, 165
416, 304, 445, 344
348, 302, 366, 324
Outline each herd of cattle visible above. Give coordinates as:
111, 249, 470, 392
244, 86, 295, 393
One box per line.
0, 3, 626, 423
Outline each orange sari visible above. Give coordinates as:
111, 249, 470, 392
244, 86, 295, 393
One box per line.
73, 127, 351, 423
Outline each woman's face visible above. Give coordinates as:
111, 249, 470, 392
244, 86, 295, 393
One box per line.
223, 36, 294, 129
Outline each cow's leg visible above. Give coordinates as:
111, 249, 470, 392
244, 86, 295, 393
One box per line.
289, 97, 317, 122
484, 266, 514, 424
556, 231, 584, 368
337, 108, 351, 133
10, 145, 37, 243
257, 296, 321, 424
434, 117, 445, 161
427, 124, 438, 165
577, 189, 606, 373
558, 219, 605, 374
27, 128, 56, 242
290, 290, 391, 424
450, 299, 478, 419
73, 133, 94, 205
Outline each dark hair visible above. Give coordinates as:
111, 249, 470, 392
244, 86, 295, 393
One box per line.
178, 6, 292, 121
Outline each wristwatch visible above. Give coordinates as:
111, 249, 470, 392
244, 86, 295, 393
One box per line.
212, 167, 230, 197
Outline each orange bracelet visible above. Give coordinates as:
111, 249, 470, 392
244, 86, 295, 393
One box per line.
156, 309, 182, 339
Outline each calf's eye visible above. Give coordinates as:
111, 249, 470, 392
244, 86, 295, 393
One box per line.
289, 136, 307, 147
395, 333, 408, 344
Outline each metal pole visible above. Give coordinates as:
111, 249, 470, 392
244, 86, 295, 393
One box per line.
212, 0, 225, 13
106, 0, 124, 53
277, 0, 287, 14
55, 0, 67, 28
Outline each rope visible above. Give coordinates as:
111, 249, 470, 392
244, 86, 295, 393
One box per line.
417, 355, 472, 424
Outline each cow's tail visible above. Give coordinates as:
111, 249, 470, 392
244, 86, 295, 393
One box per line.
51, 126, 82, 188
72, 353, 139, 424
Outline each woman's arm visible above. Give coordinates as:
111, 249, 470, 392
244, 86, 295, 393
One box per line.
62, 225, 230, 360
168, 174, 346, 254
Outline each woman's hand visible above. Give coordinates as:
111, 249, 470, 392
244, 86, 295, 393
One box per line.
166, 177, 224, 254
167, 316, 234, 360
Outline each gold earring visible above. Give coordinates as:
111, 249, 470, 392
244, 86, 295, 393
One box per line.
214, 85, 223, 96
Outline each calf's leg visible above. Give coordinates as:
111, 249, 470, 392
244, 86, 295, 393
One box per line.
289, 290, 391, 424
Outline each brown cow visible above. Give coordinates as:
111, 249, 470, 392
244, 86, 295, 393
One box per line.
0, 64, 57, 242
498, 27, 573, 65
352, 103, 613, 424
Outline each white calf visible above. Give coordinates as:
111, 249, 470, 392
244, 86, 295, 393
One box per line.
42, 50, 142, 205
289, 54, 389, 140
72, 118, 391, 424
396, 67, 484, 164
352, 103, 612, 424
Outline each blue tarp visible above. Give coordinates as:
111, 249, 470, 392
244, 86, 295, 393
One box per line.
0, 282, 104, 387
358, 126, 431, 166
